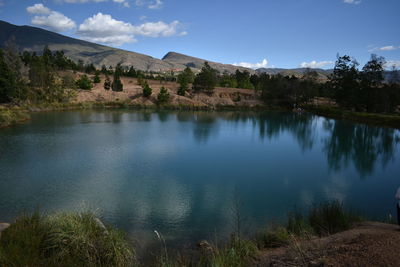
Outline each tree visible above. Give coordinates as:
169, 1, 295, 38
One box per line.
360, 54, 385, 112
192, 62, 218, 93
112, 64, 123, 91
0, 49, 18, 103
329, 55, 360, 109
142, 81, 152, 97
235, 70, 254, 89
104, 75, 111, 90
93, 71, 101, 83
157, 86, 170, 104
76, 75, 93, 90
177, 67, 195, 96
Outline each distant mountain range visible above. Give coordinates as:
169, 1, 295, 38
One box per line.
3, 19, 397, 81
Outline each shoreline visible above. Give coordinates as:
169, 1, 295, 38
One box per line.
1, 101, 400, 130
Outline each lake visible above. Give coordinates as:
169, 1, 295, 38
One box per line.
0, 110, 399, 248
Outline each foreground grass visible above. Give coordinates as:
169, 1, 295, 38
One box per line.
0, 201, 363, 267
0, 211, 135, 267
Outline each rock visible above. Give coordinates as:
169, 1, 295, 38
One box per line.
0, 222, 10, 238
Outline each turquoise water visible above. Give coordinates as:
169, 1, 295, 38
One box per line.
0, 110, 399, 246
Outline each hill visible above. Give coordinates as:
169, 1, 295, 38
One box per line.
162, 51, 253, 73
0, 20, 252, 74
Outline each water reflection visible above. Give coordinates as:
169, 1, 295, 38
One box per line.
0, 110, 400, 249
323, 119, 400, 177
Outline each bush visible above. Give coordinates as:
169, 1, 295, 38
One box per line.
308, 200, 361, 236
258, 227, 290, 248
157, 86, 170, 104
104, 75, 111, 90
0, 211, 136, 267
93, 72, 101, 83
76, 74, 93, 90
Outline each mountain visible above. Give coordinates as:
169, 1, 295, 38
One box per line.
162, 52, 253, 73
0, 20, 251, 74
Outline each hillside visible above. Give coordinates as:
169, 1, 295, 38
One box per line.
0, 20, 252, 74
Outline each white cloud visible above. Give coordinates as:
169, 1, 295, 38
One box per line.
299, 60, 334, 68
27, 3, 51, 14
343, 0, 361, 4
369, 45, 400, 52
135, 0, 162, 9
77, 13, 137, 45
132, 20, 182, 37
60, 0, 107, 3
384, 60, 400, 69
148, 0, 162, 9
233, 59, 269, 69
76, 13, 186, 46
27, 4, 76, 32
59, 0, 129, 7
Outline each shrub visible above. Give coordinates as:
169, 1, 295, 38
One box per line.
76, 74, 93, 90
258, 227, 290, 248
104, 75, 111, 90
93, 71, 101, 83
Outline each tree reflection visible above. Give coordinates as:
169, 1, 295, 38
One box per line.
251, 112, 316, 152
323, 119, 400, 177
192, 113, 218, 143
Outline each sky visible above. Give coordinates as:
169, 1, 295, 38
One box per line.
0, 0, 399, 69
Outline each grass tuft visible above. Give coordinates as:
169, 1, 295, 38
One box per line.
0, 211, 136, 267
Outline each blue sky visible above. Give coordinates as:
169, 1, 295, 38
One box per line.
1, 0, 399, 69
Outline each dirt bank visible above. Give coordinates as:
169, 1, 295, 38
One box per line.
253, 221, 400, 267
75, 75, 263, 109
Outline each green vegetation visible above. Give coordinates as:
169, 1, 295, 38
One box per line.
257, 200, 362, 250
104, 75, 111, 90
76, 74, 93, 90
309, 201, 362, 236
142, 81, 152, 97
157, 86, 170, 104
0, 107, 30, 127
193, 62, 218, 94
177, 66, 195, 96
0, 211, 135, 267
93, 71, 101, 84
0, 201, 364, 266
112, 64, 124, 92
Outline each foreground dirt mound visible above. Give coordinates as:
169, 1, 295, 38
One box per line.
254, 222, 400, 267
